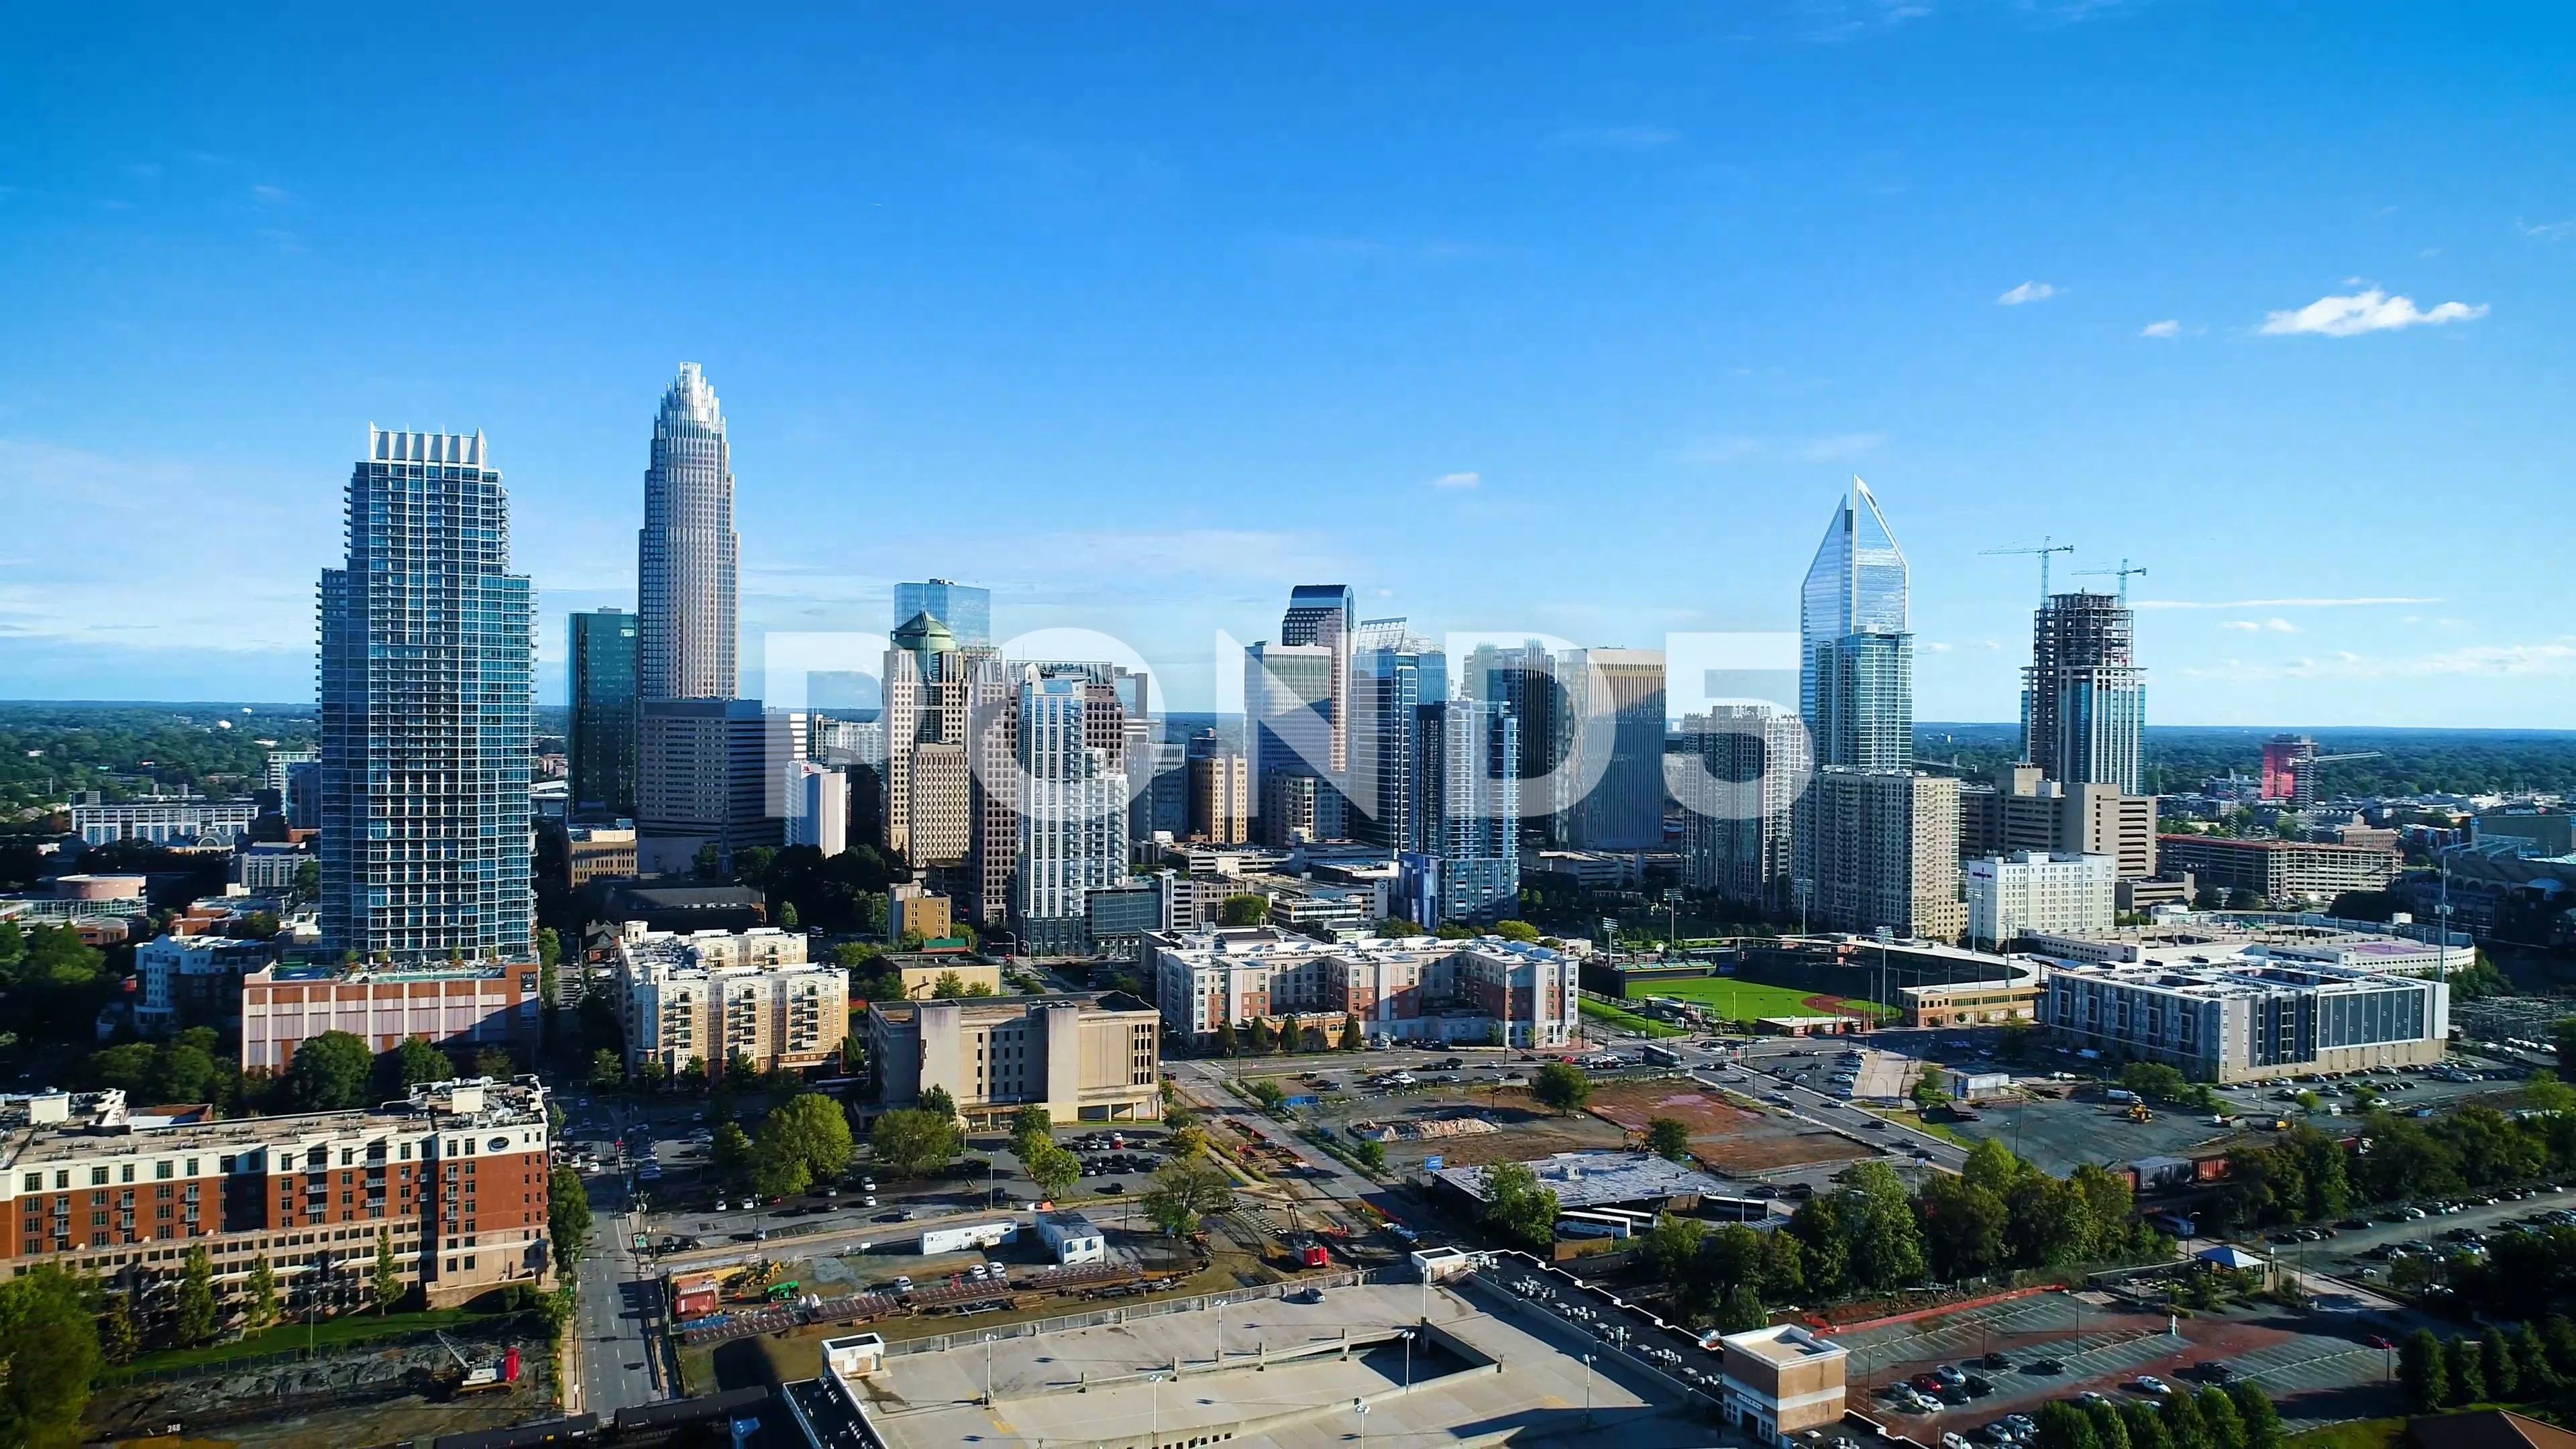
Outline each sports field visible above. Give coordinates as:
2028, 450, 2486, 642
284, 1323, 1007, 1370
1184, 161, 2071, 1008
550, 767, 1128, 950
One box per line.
1626, 975, 1896, 1022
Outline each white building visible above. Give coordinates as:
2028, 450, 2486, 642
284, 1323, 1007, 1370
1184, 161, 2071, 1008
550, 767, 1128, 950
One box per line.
1966, 851, 2114, 947
1014, 672, 1128, 957
70, 796, 260, 849
785, 761, 849, 858
1144, 925, 1579, 1048
612, 924, 847, 1077
1036, 1211, 1107, 1265
134, 935, 277, 1034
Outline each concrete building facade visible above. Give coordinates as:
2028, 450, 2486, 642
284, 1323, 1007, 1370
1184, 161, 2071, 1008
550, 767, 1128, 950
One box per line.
1966, 851, 2115, 948
864, 991, 1162, 1130
611, 925, 845, 1077
1144, 926, 1579, 1048
239, 960, 543, 1075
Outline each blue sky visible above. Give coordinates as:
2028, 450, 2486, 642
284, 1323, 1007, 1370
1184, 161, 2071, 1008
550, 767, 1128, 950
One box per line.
3, 1, 2571, 725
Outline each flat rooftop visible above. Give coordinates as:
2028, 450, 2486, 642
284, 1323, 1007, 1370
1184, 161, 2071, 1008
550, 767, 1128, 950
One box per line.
1432, 1150, 1733, 1210
832, 1281, 1712, 1449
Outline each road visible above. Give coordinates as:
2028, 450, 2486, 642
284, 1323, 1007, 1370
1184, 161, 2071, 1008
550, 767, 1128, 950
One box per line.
564, 1100, 670, 1417
1717, 1044, 1972, 1173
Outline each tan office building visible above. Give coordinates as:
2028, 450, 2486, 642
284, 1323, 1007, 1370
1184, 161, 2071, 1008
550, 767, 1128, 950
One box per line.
866, 992, 1161, 1130
1716, 1324, 1849, 1446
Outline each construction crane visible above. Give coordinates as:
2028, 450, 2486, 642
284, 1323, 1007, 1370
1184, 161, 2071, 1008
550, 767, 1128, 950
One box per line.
2259, 734, 2384, 805
436, 1331, 513, 1394
1980, 537, 2076, 599
2073, 558, 2148, 601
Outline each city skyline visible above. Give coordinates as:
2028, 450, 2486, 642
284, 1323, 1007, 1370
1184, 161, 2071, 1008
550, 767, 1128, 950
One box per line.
4, 6, 2571, 727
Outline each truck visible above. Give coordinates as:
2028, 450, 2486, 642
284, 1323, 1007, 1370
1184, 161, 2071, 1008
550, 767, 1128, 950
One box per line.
2105, 1088, 2140, 1104
920, 1220, 1020, 1256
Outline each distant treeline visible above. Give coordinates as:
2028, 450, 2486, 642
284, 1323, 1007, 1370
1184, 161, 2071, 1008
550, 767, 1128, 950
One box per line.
0, 702, 316, 813
1919, 722, 2576, 798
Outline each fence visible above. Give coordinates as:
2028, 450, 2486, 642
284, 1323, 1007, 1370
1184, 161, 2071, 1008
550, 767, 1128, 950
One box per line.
881, 1266, 1405, 1358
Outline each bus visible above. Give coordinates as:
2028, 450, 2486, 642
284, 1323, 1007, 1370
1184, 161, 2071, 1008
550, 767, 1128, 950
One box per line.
1642, 1043, 1684, 1068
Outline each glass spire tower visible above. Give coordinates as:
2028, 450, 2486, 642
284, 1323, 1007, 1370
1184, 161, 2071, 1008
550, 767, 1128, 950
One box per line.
1799, 478, 1913, 772
638, 362, 738, 702
318, 428, 535, 963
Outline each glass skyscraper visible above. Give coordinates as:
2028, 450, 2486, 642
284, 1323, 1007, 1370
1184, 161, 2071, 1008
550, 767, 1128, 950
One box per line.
2022, 590, 2147, 795
570, 608, 639, 816
1349, 619, 1447, 853
319, 428, 534, 963
1799, 479, 1913, 772
638, 362, 738, 702
892, 579, 992, 648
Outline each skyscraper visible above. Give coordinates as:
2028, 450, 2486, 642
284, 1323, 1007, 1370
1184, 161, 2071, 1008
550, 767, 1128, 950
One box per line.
1348, 619, 1448, 853
1279, 584, 1355, 773
1405, 698, 1520, 922
1678, 704, 1805, 912
1558, 648, 1667, 851
570, 608, 639, 816
1244, 640, 1340, 845
892, 579, 993, 649
1799, 479, 1912, 772
637, 362, 738, 702
318, 428, 533, 963
2022, 591, 2146, 796
1013, 670, 1130, 955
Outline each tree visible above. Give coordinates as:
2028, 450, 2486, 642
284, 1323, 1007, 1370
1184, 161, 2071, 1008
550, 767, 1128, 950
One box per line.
2123, 1401, 2175, 1449
0, 1267, 102, 1448
2404, 1328, 2450, 1409
1480, 1161, 1560, 1251
1917, 1174, 2009, 1281
1026, 1141, 1081, 1201
1246, 1018, 1277, 1053
2514, 1323, 2560, 1396
175, 1244, 217, 1348
1247, 1078, 1287, 1110
588, 1047, 627, 1092
246, 1254, 280, 1332
710, 1122, 757, 1187
549, 1166, 593, 1271
920, 1084, 958, 1121
2195, 1387, 2245, 1449
1214, 1021, 1239, 1057
757, 1093, 857, 1196
2122, 1062, 2191, 1103
2036, 1401, 2102, 1449
2226, 1384, 2282, 1449
1142, 1155, 1236, 1236
1646, 1117, 1692, 1162
2556, 1017, 2576, 1081
1298, 1024, 1327, 1053
2447, 1333, 2487, 1407
931, 970, 968, 999
99, 1296, 141, 1366
375, 1226, 402, 1311
1342, 1013, 1366, 1051
377, 1034, 454, 1099
1532, 1061, 1592, 1115
1911, 1075, 1951, 1113
1717, 1282, 1766, 1333
1219, 894, 1271, 927
870, 1108, 963, 1178
288, 1030, 374, 1111
1642, 1213, 1711, 1287
2086, 1400, 2133, 1449
2484, 1326, 2519, 1401
1010, 1105, 1055, 1159
1354, 1138, 1387, 1173
1495, 920, 1541, 943
2160, 1389, 2210, 1449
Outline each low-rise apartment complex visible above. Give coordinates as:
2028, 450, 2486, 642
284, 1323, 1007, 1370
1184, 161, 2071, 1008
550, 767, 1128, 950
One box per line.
0, 1077, 550, 1314
2156, 833, 2400, 906
611, 925, 848, 1077
865, 991, 1161, 1130
1143, 926, 1580, 1049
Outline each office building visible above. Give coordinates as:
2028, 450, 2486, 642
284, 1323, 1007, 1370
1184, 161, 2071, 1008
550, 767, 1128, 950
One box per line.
318, 429, 534, 965
569, 608, 641, 816
261, 748, 318, 801
1130, 735, 1187, 847
1799, 480, 1912, 773
1957, 763, 2158, 880
1965, 851, 2114, 947
1010, 672, 1131, 955
239, 958, 544, 1074
2156, 833, 2400, 906
133, 935, 277, 1036
636, 698, 787, 873
2022, 590, 2146, 796
1187, 752, 1250, 844
892, 579, 992, 649
637, 363, 738, 703
231, 841, 311, 896
70, 796, 261, 849
1461, 641, 1564, 800
2043, 958, 2449, 1082
611, 924, 847, 1078
2023, 916, 2474, 977
1556, 648, 1666, 851
1348, 619, 1447, 853
1794, 771, 1964, 941
0, 1078, 552, 1314
1713, 1324, 1850, 1447
785, 760, 849, 858
880, 612, 973, 867
1406, 698, 1520, 922
864, 992, 1162, 1130
1146, 926, 1578, 1049
887, 884, 953, 945
1678, 704, 1807, 913
1279, 584, 1356, 774
1244, 641, 1341, 845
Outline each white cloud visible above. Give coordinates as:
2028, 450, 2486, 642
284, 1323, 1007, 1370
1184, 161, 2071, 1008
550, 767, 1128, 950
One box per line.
1427, 471, 1481, 491
2182, 640, 2576, 682
2259, 288, 2487, 337
2220, 621, 2259, 632
1996, 281, 2059, 306
2133, 596, 2439, 610
2519, 218, 2576, 241
1923, 641, 1954, 652
2139, 319, 2182, 339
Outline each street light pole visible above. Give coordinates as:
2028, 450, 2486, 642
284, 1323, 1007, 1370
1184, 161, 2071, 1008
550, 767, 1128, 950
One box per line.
983, 1333, 995, 1405
1582, 1352, 1595, 1425
1402, 1329, 1415, 1392
1148, 1371, 1167, 1446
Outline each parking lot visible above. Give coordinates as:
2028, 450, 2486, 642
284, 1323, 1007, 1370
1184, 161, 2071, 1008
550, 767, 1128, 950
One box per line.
1833, 1289, 2403, 1432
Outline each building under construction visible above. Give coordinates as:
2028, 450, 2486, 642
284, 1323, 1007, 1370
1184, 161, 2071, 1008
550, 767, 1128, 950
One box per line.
2021, 590, 2146, 796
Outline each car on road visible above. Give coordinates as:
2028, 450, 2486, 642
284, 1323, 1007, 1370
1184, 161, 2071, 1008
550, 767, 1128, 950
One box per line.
874, 1210, 908, 1222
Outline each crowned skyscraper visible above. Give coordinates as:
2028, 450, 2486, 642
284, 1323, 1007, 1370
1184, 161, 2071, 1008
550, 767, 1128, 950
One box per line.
638, 362, 738, 702
318, 428, 534, 963
2022, 590, 2147, 796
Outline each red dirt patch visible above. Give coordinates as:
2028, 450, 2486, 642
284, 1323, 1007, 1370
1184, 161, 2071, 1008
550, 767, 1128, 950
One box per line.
1800, 993, 1872, 1017
1584, 1082, 1866, 1173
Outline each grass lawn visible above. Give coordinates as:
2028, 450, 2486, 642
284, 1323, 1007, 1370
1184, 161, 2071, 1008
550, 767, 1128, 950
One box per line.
1577, 998, 1687, 1038
110, 1305, 501, 1379
2284, 1418, 2406, 1449
1628, 976, 1897, 1022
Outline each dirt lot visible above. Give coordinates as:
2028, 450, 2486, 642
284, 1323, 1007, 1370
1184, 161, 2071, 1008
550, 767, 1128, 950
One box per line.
86, 1320, 555, 1448
1585, 1081, 1868, 1173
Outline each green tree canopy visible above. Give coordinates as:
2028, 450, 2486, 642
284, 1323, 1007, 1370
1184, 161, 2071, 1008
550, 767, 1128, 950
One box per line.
1026, 1140, 1081, 1201
288, 1030, 374, 1111
1142, 1155, 1237, 1236
0, 1266, 102, 1447
1218, 894, 1271, 927
1480, 1161, 1560, 1251
1645, 1117, 1692, 1161
376, 1034, 454, 1099
549, 1165, 592, 1271
754, 1093, 856, 1197
869, 1107, 963, 1178
175, 1244, 217, 1347
1532, 1061, 1591, 1115
710, 1122, 757, 1188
